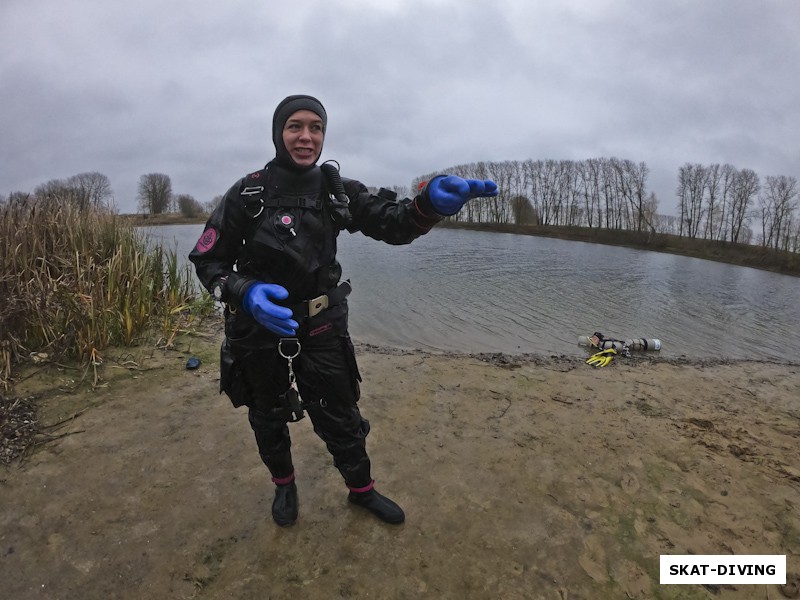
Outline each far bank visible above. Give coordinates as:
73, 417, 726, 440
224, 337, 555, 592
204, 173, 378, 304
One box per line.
124, 212, 800, 277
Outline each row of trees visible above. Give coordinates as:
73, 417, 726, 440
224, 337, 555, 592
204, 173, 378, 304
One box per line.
414, 158, 799, 252
138, 173, 223, 217
134, 172, 210, 217
0, 172, 208, 218
415, 158, 657, 231
21, 171, 114, 211
677, 163, 798, 251
3, 161, 797, 252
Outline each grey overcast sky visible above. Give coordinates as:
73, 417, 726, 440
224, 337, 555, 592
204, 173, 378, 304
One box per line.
1, 0, 798, 216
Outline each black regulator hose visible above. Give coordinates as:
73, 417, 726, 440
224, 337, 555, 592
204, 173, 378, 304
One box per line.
320, 161, 353, 227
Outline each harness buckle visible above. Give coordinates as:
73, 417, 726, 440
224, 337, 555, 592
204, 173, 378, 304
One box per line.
241, 186, 265, 196
307, 294, 329, 318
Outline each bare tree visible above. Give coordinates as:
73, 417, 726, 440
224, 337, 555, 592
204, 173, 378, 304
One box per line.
729, 168, 759, 244
677, 163, 707, 238
758, 175, 798, 250
68, 172, 113, 211
390, 185, 410, 199
484, 161, 509, 223
535, 160, 564, 226
176, 194, 204, 218
601, 158, 620, 228
579, 159, 602, 228
34, 178, 78, 205
204, 195, 223, 214
137, 173, 173, 214
788, 219, 800, 253
616, 159, 650, 231
32, 173, 113, 211
510, 195, 536, 225
702, 164, 722, 240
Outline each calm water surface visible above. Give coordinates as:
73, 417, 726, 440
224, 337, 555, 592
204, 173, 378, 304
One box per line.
146, 224, 800, 361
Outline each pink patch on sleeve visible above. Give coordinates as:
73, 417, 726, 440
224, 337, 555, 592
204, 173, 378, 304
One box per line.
195, 228, 218, 253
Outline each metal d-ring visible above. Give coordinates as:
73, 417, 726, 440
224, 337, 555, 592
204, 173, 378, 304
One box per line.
278, 338, 301, 360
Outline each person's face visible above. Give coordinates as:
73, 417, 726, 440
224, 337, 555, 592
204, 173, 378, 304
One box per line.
282, 109, 324, 167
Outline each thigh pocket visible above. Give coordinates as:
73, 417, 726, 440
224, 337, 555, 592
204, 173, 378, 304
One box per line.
219, 339, 250, 408
341, 335, 362, 402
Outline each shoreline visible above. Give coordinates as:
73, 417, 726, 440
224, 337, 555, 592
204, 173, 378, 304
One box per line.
353, 340, 800, 369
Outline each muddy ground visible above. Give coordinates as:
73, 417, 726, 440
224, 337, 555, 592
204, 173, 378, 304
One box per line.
1, 321, 799, 600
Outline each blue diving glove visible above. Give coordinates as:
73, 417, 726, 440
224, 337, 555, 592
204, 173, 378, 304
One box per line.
427, 175, 499, 216
242, 283, 299, 336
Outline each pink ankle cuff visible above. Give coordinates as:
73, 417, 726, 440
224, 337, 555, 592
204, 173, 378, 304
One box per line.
272, 472, 295, 486
347, 480, 374, 494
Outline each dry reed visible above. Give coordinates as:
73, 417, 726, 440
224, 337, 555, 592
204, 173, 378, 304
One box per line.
0, 197, 206, 386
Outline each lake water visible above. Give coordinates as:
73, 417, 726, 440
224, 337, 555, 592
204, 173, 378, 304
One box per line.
144, 224, 800, 361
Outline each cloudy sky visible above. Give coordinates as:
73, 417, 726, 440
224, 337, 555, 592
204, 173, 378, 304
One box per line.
2, 0, 798, 216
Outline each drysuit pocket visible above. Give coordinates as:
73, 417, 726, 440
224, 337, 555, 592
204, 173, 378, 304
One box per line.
219, 339, 250, 408
342, 335, 362, 402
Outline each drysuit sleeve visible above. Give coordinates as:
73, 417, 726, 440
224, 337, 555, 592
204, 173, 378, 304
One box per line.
188, 179, 256, 306
343, 178, 445, 245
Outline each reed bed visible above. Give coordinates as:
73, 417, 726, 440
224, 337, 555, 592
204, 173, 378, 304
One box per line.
0, 198, 209, 386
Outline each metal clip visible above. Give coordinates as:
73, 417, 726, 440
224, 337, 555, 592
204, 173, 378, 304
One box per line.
278, 338, 304, 421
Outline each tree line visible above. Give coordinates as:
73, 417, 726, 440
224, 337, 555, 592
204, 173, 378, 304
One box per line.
3, 160, 797, 252
0, 172, 211, 218
414, 158, 799, 252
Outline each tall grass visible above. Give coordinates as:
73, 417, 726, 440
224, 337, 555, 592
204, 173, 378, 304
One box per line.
0, 198, 209, 386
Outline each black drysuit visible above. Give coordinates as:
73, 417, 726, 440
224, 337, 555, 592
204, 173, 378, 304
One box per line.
189, 160, 443, 488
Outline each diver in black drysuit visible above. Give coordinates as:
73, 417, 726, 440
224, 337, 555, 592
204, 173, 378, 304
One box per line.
189, 94, 498, 526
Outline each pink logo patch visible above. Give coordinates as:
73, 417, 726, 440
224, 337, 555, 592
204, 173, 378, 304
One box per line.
281, 215, 293, 226
309, 322, 333, 337
196, 228, 218, 253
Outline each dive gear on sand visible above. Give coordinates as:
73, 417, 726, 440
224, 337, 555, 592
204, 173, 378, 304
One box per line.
579, 332, 662, 354
586, 348, 617, 367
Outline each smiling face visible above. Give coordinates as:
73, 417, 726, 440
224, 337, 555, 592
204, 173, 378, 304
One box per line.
281, 109, 324, 168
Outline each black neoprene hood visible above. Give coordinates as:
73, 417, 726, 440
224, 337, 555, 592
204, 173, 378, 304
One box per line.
272, 94, 327, 170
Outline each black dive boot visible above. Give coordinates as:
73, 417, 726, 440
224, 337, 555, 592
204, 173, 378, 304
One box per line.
348, 482, 405, 524
335, 441, 403, 523
271, 474, 298, 527
265, 448, 297, 526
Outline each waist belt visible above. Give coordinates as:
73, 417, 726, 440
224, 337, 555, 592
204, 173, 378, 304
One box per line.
290, 280, 352, 319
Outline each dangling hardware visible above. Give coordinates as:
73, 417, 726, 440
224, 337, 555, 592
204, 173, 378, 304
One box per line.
276, 338, 326, 421
277, 338, 305, 421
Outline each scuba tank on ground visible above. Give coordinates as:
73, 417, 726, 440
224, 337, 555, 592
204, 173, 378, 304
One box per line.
578, 332, 662, 352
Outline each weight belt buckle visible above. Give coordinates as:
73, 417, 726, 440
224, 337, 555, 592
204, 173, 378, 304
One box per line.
307, 294, 329, 318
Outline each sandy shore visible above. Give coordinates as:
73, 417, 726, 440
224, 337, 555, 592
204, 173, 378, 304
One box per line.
1, 323, 799, 599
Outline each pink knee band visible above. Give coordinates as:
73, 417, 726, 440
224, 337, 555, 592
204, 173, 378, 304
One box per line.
347, 479, 374, 494
272, 472, 295, 486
